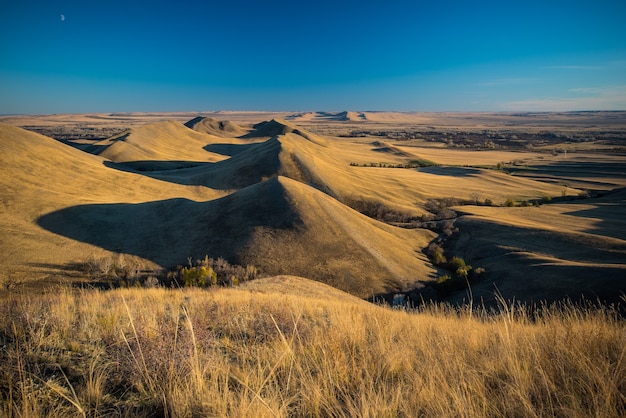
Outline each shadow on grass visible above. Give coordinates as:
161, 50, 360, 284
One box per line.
418, 166, 482, 177
27, 262, 87, 278
104, 160, 209, 172
439, 214, 626, 308
36, 178, 302, 269
102, 138, 282, 190
561, 187, 626, 241
203, 143, 259, 157
506, 161, 626, 179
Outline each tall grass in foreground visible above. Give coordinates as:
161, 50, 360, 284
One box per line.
1, 286, 625, 417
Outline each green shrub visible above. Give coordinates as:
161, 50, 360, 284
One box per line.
435, 273, 466, 295
408, 158, 438, 168
448, 256, 466, 271
171, 256, 259, 288
504, 198, 516, 207
181, 266, 217, 288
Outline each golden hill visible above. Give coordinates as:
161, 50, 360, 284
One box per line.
243, 118, 327, 145
184, 116, 247, 137
160, 131, 334, 190
90, 120, 229, 163
37, 176, 436, 297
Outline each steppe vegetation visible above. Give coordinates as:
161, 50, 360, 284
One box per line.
1, 111, 625, 416
2, 283, 625, 417
84, 254, 259, 290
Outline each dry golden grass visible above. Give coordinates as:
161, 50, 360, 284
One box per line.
1, 281, 625, 417
93, 120, 230, 163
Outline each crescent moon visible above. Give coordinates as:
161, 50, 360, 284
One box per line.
60, 14, 65, 21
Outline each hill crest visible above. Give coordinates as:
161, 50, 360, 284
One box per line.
184, 116, 246, 137
92, 120, 227, 163
243, 118, 327, 146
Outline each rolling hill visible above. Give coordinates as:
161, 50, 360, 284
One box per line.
1, 122, 436, 297
184, 116, 247, 137
0, 123, 223, 285
38, 176, 436, 297
2, 113, 625, 306
88, 120, 229, 163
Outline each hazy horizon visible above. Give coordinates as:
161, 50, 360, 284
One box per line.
2, 0, 626, 114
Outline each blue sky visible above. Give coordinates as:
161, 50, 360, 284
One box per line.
1, 0, 625, 113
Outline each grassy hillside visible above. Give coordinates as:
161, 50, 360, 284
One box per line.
91, 121, 229, 163
445, 189, 626, 306
37, 176, 436, 297
0, 124, 221, 285
184, 116, 247, 137
1, 280, 624, 417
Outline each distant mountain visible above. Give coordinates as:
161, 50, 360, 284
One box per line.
286, 111, 368, 122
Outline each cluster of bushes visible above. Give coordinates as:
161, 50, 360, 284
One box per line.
426, 243, 486, 297
344, 197, 461, 236
167, 256, 259, 288
344, 198, 420, 224
85, 254, 151, 288
84, 254, 259, 289
349, 158, 436, 169
423, 197, 463, 220
504, 196, 551, 207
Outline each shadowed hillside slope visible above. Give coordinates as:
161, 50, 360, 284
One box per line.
445, 189, 626, 306
148, 132, 338, 191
